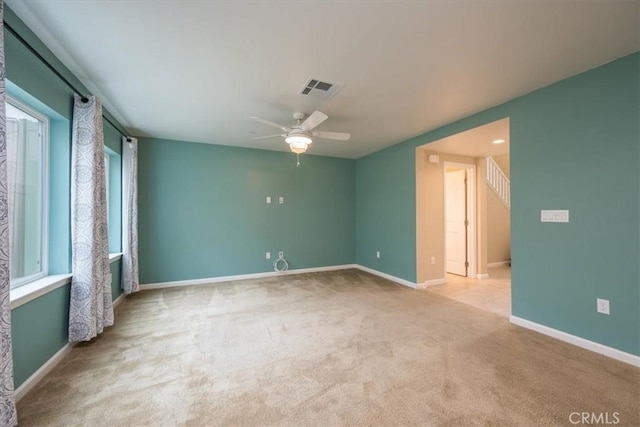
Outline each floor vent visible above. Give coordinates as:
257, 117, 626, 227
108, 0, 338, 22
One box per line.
299, 77, 343, 99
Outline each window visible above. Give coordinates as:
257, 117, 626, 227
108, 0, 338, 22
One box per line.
6, 97, 49, 288
103, 146, 121, 254
104, 151, 110, 228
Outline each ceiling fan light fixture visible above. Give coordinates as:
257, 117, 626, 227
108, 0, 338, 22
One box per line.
290, 144, 307, 154
285, 135, 312, 146
289, 139, 310, 154
286, 134, 312, 154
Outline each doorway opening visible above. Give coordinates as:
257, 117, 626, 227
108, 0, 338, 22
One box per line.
415, 117, 511, 317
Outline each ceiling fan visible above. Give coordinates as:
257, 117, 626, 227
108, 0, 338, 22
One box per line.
249, 111, 350, 154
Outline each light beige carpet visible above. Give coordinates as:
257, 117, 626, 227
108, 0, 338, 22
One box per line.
17, 269, 640, 426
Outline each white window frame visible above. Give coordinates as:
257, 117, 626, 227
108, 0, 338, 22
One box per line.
7, 96, 50, 289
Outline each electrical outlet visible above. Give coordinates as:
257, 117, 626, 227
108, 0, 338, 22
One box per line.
597, 298, 610, 315
376, 251, 380, 259
279, 251, 284, 258
266, 252, 271, 260
430, 256, 436, 265
279, 196, 284, 204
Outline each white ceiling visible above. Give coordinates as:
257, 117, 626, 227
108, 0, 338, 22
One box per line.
7, 1, 639, 159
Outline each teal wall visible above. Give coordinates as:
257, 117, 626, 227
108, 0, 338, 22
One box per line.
356, 53, 639, 356
138, 138, 356, 284
355, 142, 417, 281
509, 53, 639, 356
110, 260, 122, 303
10, 285, 70, 387
5, 6, 127, 388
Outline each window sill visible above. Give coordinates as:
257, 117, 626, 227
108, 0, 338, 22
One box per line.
10, 274, 72, 310
10, 253, 124, 310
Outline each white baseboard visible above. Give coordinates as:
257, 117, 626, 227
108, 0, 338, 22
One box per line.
354, 265, 419, 289
476, 273, 490, 279
488, 261, 510, 268
510, 316, 640, 368
14, 341, 76, 402
140, 264, 358, 290
423, 278, 446, 287
140, 264, 427, 291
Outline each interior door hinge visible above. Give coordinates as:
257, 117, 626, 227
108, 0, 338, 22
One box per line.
465, 220, 469, 226
465, 261, 469, 267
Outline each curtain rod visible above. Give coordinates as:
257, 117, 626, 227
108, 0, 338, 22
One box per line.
4, 21, 125, 135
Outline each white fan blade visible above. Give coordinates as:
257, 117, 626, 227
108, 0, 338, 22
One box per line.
252, 134, 285, 140
249, 116, 290, 132
311, 131, 351, 141
300, 111, 328, 131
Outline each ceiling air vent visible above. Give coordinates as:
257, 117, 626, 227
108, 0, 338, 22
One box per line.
299, 77, 343, 99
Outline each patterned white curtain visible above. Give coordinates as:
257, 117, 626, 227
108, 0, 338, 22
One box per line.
0, 2, 18, 424
69, 95, 113, 342
121, 137, 139, 294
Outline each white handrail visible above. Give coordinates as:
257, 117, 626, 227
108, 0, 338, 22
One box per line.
486, 157, 510, 209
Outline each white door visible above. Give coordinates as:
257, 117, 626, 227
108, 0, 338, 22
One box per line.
445, 169, 467, 276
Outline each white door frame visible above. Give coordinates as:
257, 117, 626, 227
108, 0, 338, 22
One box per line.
443, 162, 477, 279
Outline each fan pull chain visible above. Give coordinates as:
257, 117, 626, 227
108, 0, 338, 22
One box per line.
296, 153, 300, 168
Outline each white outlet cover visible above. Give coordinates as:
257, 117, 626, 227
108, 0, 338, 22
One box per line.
279, 196, 284, 204
597, 298, 610, 315
279, 251, 284, 258
266, 252, 271, 260
266, 196, 271, 204
376, 251, 380, 258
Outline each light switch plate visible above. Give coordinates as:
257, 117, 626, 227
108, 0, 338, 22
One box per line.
266, 196, 271, 204
541, 210, 569, 223
279, 196, 284, 204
